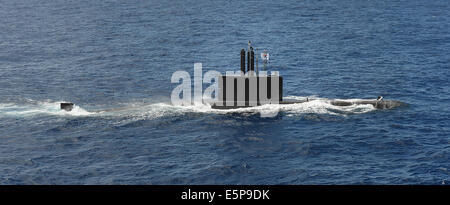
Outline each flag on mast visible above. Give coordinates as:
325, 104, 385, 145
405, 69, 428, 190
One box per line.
261, 50, 269, 61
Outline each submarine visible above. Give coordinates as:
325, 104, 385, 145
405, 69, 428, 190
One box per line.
59, 42, 404, 112
211, 41, 404, 110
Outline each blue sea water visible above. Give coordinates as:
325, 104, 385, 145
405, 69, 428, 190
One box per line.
0, 0, 449, 184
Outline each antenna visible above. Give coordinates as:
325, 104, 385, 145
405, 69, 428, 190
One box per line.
255, 47, 258, 74
240, 49, 246, 74
247, 41, 251, 74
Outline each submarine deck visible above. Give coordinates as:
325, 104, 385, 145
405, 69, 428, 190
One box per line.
211, 99, 404, 110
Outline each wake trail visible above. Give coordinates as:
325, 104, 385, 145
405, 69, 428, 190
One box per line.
0, 96, 377, 120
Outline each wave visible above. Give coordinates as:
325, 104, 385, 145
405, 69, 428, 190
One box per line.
0, 96, 377, 120
0, 100, 92, 117
96, 96, 377, 122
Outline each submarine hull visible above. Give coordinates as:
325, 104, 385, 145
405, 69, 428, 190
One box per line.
329, 100, 404, 109
211, 99, 404, 110
211, 99, 306, 109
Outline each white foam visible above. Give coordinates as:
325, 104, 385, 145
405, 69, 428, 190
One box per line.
0, 96, 376, 120
107, 96, 376, 122
0, 100, 93, 117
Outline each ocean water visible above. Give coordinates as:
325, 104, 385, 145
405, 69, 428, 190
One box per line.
0, 0, 449, 184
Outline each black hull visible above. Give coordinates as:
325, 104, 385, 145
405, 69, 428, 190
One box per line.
211, 99, 404, 110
